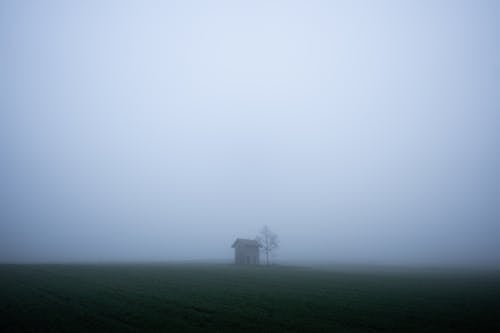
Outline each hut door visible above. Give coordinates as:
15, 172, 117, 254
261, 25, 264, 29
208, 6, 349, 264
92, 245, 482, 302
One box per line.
246, 256, 250, 264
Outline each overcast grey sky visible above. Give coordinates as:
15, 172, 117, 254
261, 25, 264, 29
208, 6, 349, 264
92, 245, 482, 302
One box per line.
1, 0, 499, 265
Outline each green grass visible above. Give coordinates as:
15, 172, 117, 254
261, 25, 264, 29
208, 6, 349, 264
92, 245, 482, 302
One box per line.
1, 264, 499, 332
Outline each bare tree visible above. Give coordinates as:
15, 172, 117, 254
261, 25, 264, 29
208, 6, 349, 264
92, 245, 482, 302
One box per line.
256, 225, 279, 266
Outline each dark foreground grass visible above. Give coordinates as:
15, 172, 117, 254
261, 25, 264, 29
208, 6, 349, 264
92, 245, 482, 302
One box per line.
1, 264, 499, 332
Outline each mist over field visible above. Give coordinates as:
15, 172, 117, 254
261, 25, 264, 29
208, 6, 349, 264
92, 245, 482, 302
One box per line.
1, 0, 499, 266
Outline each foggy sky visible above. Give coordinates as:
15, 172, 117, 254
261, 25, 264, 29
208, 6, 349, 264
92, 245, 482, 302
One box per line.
1, 0, 499, 265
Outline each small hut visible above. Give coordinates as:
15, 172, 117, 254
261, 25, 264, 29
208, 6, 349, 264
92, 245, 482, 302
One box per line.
231, 238, 260, 265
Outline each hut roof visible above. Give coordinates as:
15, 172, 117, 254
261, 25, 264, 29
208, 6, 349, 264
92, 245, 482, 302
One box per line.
231, 238, 260, 248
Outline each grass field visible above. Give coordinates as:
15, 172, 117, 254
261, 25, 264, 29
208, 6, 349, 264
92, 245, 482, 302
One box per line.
1, 264, 499, 332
